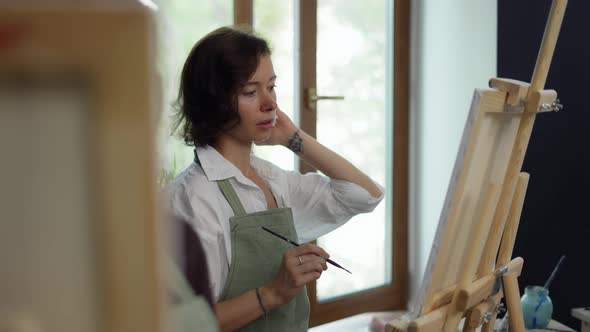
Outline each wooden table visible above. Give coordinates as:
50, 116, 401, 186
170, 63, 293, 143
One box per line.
308, 311, 575, 332
572, 307, 590, 332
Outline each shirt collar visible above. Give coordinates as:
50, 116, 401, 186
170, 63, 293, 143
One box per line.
195, 145, 242, 182
250, 154, 278, 180
196, 145, 277, 185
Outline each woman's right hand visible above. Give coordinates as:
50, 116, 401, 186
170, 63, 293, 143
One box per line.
261, 244, 330, 307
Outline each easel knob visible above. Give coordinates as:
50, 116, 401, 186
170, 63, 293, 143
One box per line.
541, 99, 563, 112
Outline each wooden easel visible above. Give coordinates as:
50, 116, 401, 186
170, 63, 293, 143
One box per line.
386, 1, 567, 332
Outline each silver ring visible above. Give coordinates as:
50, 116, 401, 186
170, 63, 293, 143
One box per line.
298, 256, 303, 265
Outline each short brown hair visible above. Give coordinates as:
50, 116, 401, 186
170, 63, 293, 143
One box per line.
173, 26, 271, 147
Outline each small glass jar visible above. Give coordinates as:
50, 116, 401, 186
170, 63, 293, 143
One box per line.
521, 285, 553, 329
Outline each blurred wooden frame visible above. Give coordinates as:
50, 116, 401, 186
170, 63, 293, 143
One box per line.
0, 3, 162, 332
386, 1, 567, 332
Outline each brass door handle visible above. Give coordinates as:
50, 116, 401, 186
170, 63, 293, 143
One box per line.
305, 87, 344, 111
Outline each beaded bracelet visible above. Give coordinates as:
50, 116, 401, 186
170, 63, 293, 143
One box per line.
255, 287, 267, 316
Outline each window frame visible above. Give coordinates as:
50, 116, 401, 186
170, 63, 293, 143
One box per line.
234, 0, 409, 326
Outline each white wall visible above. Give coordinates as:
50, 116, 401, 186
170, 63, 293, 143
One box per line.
408, 1, 497, 304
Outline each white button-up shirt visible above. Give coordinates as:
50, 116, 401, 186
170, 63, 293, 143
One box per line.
165, 145, 384, 301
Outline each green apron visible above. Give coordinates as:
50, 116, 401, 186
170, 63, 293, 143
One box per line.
164, 254, 220, 332
195, 152, 310, 331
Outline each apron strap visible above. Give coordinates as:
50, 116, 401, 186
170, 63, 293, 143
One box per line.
195, 149, 247, 216
217, 179, 247, 216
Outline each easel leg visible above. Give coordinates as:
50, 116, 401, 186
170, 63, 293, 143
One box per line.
503, 274, 525, 332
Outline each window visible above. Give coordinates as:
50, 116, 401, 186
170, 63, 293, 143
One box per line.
156, 0, 409, 325
153, 0, 233, 182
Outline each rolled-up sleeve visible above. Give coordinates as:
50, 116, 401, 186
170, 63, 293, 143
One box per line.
283, 171, 384, 243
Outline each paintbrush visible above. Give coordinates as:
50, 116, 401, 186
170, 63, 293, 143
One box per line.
262, 226, 352, 274
543, 254, 566, 290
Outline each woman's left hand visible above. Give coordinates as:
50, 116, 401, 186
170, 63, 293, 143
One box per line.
256, 108, 298, 147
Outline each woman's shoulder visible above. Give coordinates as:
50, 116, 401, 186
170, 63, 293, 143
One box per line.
165, 163, 213, 200
164, 163, 226, 225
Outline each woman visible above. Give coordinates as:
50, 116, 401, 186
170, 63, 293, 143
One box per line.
166, 26, 383, 331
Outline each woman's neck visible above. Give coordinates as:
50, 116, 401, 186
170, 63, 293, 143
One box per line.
212, 138, 254, 177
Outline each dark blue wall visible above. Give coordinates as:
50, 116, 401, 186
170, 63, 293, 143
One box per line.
498, 0, 590, 329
